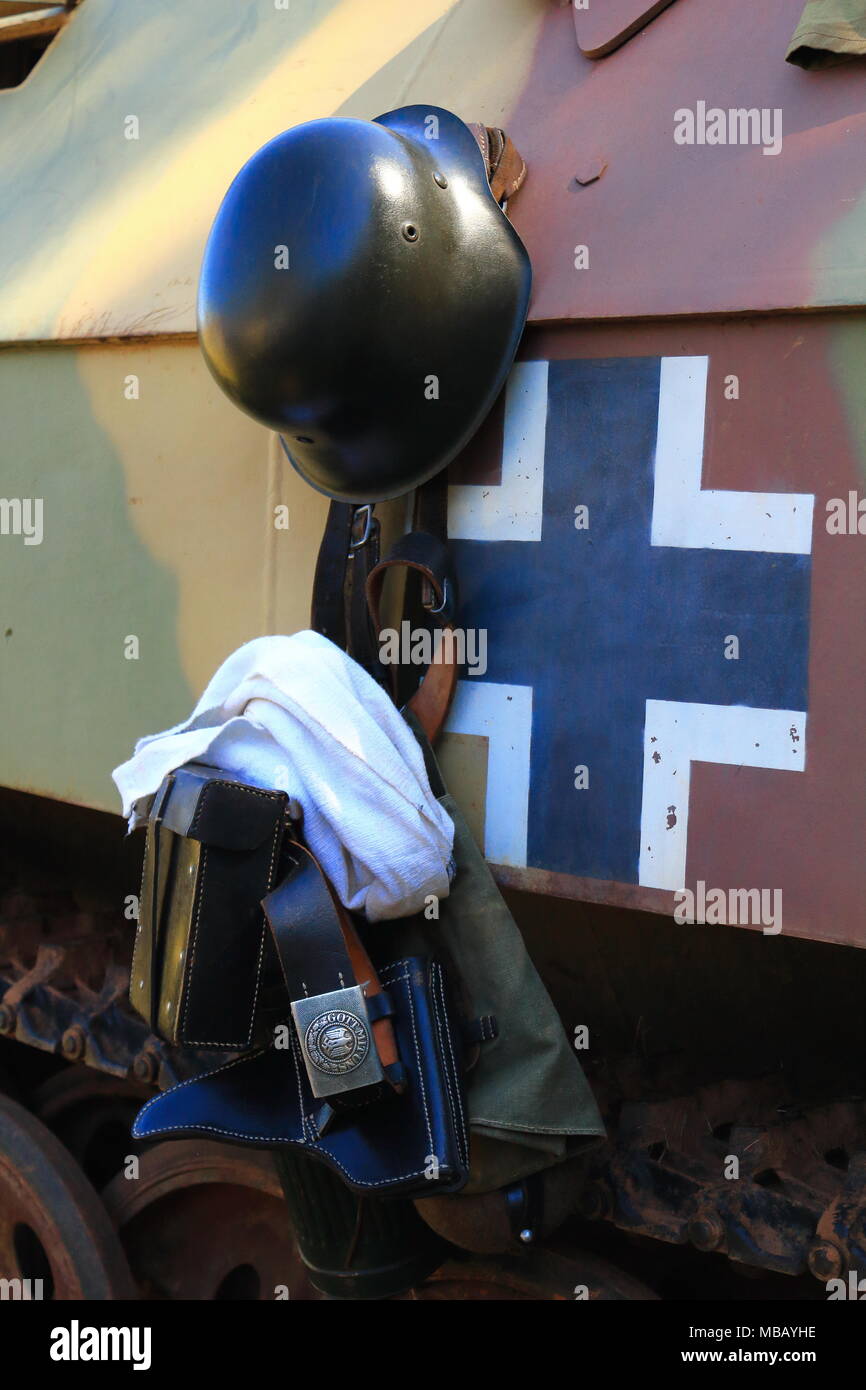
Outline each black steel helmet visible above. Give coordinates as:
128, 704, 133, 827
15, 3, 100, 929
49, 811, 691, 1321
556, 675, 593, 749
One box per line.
197, 104, 531, 502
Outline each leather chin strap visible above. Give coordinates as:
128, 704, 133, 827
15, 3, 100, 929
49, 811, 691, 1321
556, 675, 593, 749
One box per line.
467, 123, 527, 206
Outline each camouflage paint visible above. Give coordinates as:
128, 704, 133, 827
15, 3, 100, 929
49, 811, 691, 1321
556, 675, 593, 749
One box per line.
0, 340, 327, 809
0, 0, 542, 341
503, 0, 866, 320
0, 1, 863, 942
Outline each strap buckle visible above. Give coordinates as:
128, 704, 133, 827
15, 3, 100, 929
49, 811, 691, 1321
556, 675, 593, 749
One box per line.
290, 983, 385, 1099
349, 504, 374, 550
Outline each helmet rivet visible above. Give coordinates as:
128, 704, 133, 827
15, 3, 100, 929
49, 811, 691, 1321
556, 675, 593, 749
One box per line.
401, 222, 419, 242
432, 171, 447, 189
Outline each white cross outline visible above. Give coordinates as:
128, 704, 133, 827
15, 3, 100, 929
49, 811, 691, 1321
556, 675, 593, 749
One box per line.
444, 355, 814, 888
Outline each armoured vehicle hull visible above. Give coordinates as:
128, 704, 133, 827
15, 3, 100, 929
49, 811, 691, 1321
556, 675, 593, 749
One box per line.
1, 0, 865, 1299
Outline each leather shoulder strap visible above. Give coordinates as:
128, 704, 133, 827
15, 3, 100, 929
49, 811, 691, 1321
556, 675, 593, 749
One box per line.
311, 501, 355, 647
311, 500, 385, 683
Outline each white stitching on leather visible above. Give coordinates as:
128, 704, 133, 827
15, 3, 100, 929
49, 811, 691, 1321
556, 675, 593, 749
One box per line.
133, 1031, 430, 1191
383, 964, 432, 1155
131, 1123, 430, 1190
182, 810, 282, 1050
433, 961, 467, 1167
132, 1045, 260, 1123
288, 1026, 309, 1141
130, 826, 152, 1004
180, 842, 208, 1040
188, 779, 285, 835
136, 777, 286, 1043
133, 960, 455, 1189
428, 963, 454, 1167
432, 962, 468, 1165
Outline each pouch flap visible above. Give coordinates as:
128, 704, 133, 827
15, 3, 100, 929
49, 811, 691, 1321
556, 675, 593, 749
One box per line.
154, 763, 288, 851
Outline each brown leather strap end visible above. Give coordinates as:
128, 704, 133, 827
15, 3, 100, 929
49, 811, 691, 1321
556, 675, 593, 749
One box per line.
319, 867, 402, 1081
468, 121, 527, 205
365, 532, 459, 747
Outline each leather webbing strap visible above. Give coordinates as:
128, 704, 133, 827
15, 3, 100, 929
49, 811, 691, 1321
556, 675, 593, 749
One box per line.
261, 841, 402, 1090
365, 472, 459, 745
346, 505, 384, 682
311, 501, 354, 648
310, 501, 384, 683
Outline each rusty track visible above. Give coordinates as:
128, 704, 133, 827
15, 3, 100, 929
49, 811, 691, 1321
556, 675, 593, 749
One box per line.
3, 880, 865, 1290
581, 1075, 866, 1283
0, 882, 213, 1092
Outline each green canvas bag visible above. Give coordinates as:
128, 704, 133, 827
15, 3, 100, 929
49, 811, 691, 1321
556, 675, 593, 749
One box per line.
376, 714, 606, 1195
786, 0, 866, 66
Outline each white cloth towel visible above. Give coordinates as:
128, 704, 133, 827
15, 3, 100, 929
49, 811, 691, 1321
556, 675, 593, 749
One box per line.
112, 631, 454, 922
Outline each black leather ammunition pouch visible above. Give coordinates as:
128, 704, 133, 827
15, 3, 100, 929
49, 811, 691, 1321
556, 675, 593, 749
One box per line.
131, 764, 289, 1050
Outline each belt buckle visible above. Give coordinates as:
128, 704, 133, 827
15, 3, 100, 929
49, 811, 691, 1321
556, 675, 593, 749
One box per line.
291, 984, 384, 1099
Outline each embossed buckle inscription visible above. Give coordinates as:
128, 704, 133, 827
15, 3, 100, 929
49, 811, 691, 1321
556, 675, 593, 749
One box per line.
291, 985, 384, 1099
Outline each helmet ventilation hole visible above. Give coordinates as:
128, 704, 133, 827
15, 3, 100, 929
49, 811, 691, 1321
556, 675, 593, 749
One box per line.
401, 222, 419, 242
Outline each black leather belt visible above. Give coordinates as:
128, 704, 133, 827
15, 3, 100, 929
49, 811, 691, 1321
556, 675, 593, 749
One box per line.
262, 843, 404, 1107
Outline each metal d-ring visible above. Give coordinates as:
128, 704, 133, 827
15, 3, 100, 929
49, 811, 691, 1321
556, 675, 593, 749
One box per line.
350, 504, 374, 550
423, 577, 449, 614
